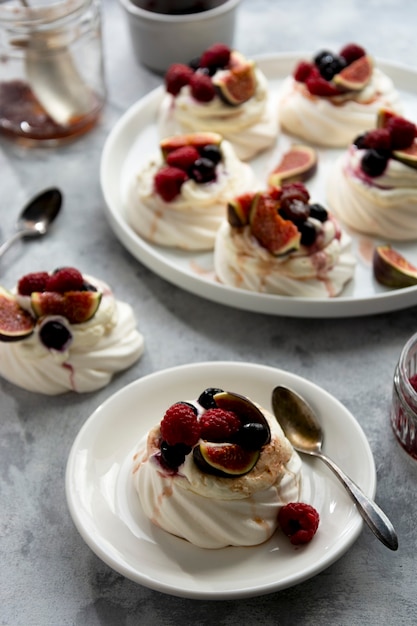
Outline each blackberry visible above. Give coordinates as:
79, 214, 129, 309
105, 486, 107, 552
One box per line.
188, 57, 201, 71
314, 51, 346, 81
309, 203, 328, 222
300, 221, 317, 246
198, 387, 224, 409
279, 199, 310, 225
200, 144, 222, 165
353, 133, 368, 149
80, 281, 97, 292
39, 319, 73, 351
160, 441, 191, 470
189, 157, 217, 183
236, 423, 270, 450
361, 149, 389, 177
177, 401, 198, 415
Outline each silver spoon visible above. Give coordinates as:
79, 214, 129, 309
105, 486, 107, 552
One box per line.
0, 188, 62, 259
272, 385, 398, 551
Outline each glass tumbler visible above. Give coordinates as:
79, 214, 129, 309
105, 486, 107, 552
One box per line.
0, 0, 106, 145
391, 331, 417, 460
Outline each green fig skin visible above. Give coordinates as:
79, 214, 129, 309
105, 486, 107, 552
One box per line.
373, 245, 417, 288
0, 286, 35, 342
31, 290, 102, 324
332, 55, 373, 91
268, 145, 318, 187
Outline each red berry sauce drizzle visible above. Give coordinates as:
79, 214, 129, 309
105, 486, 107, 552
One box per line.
391, 340, 417, 460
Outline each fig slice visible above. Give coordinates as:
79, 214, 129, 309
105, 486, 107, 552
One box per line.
377, 107, 398, 129
193, 441, 260, 477
212, 60, 257, 106
160, 132, 222, 158
392, 139, 417, 169
373, 245, 417, 288
0, 286, 35, 342
31, 290, 102, 324
227, 192, 256, 227
249, 192, 301, 256
332, 55, 373, 91
268, 145, 318, 187
213, 390, 271, 444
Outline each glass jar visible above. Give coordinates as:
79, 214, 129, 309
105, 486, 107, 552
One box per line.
391, 331, 417, 459
0, 0, 105, 145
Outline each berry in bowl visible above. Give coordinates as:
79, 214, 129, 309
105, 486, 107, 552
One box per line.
214, 182, 356, 298
0, 267, 144, 394
158, 43, 279, 161
125, 131, 255, 250
278, 43, 402, 147
327, 109, 417, 240
132, 386, 320, 548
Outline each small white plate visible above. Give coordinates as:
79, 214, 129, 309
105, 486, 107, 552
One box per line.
65, 362, 376, 599
100, 53, 417, 318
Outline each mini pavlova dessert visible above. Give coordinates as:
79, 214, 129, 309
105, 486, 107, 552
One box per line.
125, 131, 255, 250
279, 43, 402, 147
214, 182, 356, 298
327, 110, 417, 240
132, 387, 303, 549
0, 267, 144, 394
158, 43, 278, 161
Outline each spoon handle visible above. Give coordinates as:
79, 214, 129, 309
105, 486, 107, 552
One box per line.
317, 451, 398, 551
0, 231, 25, 259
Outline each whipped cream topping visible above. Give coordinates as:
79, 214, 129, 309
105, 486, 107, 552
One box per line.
278, 68, 402, 147
214, 217, 356, 298
0, 277, 144, 394
125, 139, 255, 250
327, 147, 417, 240
158, 68, 278, 161
133, 405, 302, 549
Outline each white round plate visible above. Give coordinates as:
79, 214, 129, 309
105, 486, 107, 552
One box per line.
100, 53, 417, 318
65, 362, 376, 599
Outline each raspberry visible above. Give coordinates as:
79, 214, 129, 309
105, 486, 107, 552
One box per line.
160, 403, 201, 447
17, 271, 49, 295
166, 146, 200, 171
199, 43, 231, 70
293, 61, 315, 82
154, 166, 188, 202
278, 502, 320, 545
362, 128, 392, 151
165, 63, 194, 96
305, 74, 341, 97
387, 116, 417, 150
189, 72, 216, 102
200, 408, 241, 442
339, 43, 366, 65
45, 267, 84, 293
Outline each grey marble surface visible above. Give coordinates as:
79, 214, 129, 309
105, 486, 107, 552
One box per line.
2, 0, 417, 624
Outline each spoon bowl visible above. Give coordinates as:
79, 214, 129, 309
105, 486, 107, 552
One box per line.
0, 188, 62, 259
272, 385, 398, 551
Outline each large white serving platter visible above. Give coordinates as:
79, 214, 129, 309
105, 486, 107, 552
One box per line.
100, 53, 417, 317
65, 362, 376, 599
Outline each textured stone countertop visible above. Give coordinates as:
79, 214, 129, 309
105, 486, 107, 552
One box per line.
1, 1, 417, 624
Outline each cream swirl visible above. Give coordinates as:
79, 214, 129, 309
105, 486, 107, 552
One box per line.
327, 147, 417, 240
125, 139, 255, 250
0, 277, 144, 394
214, 218, 355, 298
133, 409, 302, 549
158, 68, 278, 161
278, 68, 402, 147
